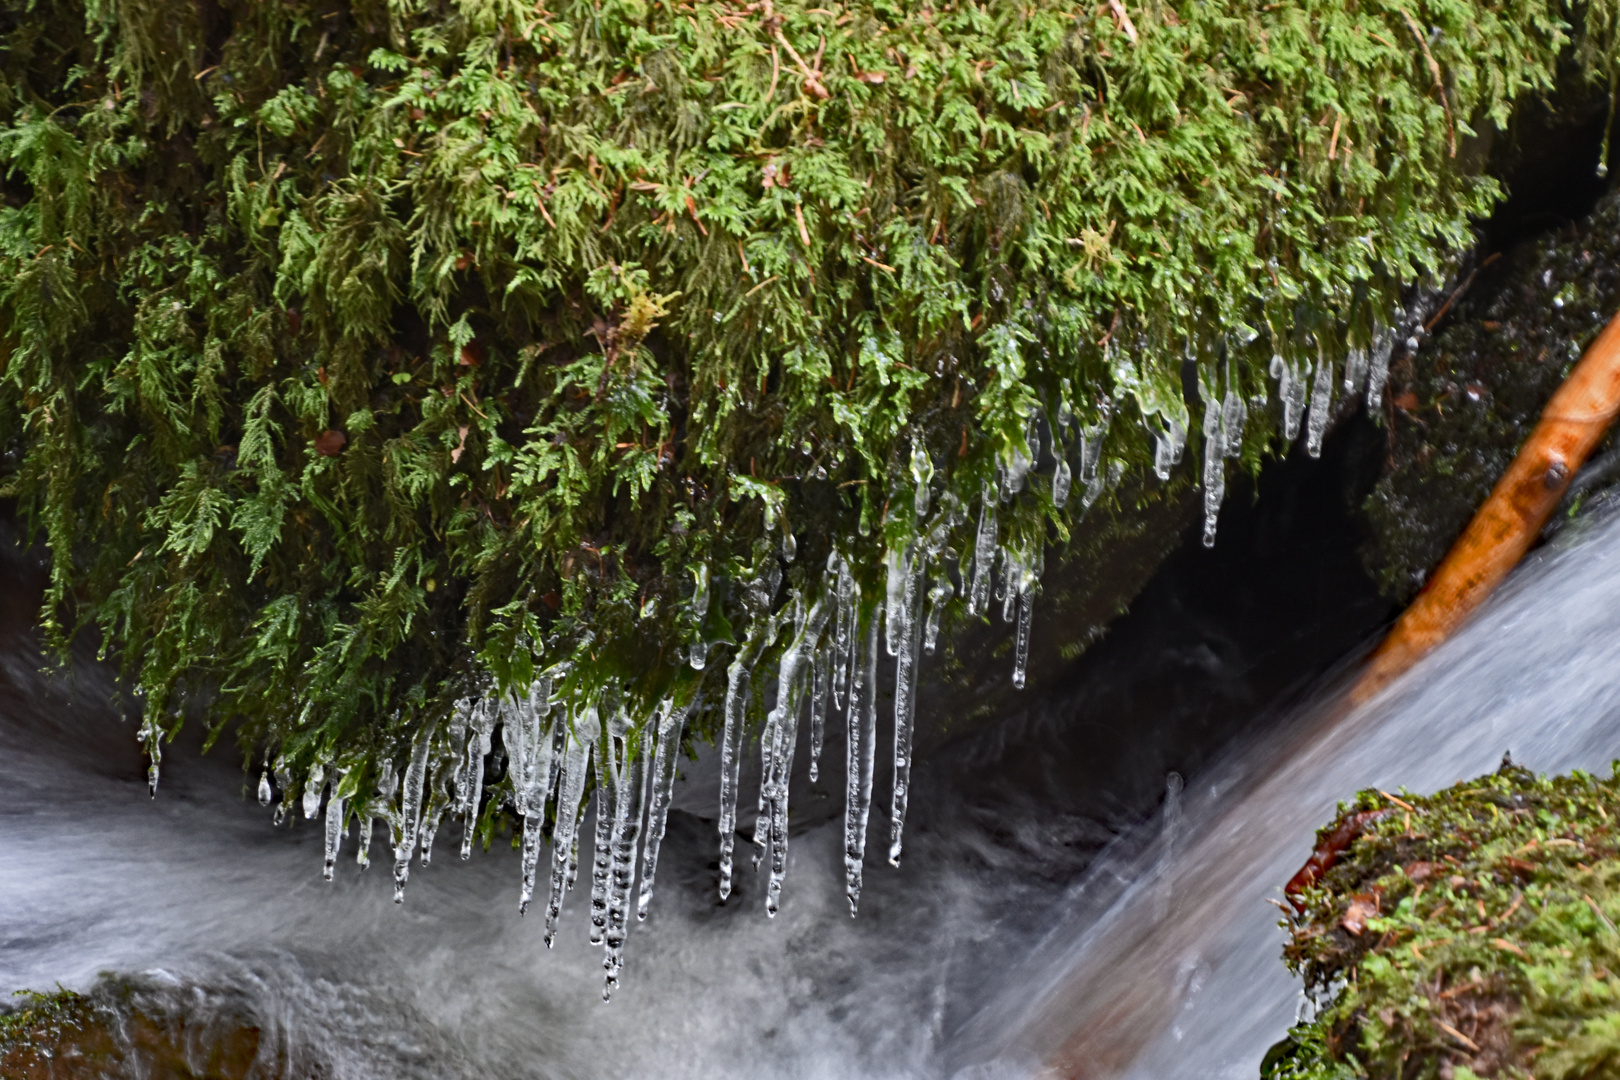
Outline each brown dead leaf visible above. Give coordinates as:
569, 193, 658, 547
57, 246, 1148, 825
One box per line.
1341, 893, 1380, 936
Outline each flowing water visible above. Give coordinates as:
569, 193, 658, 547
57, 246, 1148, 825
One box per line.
4, 496, 1620, 1079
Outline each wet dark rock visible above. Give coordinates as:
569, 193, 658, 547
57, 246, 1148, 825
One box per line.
1363, 188, 1620, 601
0, 982, 260, 1080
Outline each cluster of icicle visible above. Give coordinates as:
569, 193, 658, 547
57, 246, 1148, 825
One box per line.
223, 321, 1403, 1000
262, 684, 692, 1002
1196, 326, 1398, 548
246, 415, 1110, 999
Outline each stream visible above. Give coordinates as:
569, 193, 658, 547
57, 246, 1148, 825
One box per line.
3, 481, 1620, 1078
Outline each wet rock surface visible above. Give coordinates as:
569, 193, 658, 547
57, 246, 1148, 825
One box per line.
0, 982, 260, 1080
1364, 125, 1620, 601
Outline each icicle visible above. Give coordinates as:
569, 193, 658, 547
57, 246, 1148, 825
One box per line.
638, 696, 692, 921
519, 813, 544, 915
322, 771, 347, 881
589, 708, 620, 946
1365, 326, 1395, 409
832, 552, 855, 709
393, 718, 438, 903
969, 486, 997, 615
1282, 358, 1309, 443
1166, 414, 1186, 465
458, 699, 496, 861
504, 693, 535, 818
1052, 459, 1072, 508
753, 594, 806, 869
888, 552, 927, 868
357, 760, 396, 870
1080, 421, 1105, 487
1000, 423, 1034, 500
1011, 552, 1036, 689
510, 689, 556, 904
911, 440, 934, 519
1202, 399, 1226, 548
545, 717, 591, 948
422, 701, 473, 866
844, 608, 881, 914
1343, 344, 1369, 396
716, 655, 753, 902
923, 575, 952, 655
418, 769, 451, 867
1079, 409, 1111, 512
884, 545, 909, 657
808, 646, 830, 783
762, 597, 830, 916
689, 564, 711, 670
1221, 386, 1246, 460
603, 731, 645, 998
994, 547, 1014, 625
1152, 422, 1174, 480
140, 718, 161, 797
257, 767, 273, 807
1305, 347, 1334, 458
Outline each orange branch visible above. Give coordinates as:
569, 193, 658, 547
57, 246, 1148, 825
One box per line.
1350, 310, 1620, 704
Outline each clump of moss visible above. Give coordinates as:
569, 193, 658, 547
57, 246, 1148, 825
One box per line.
1265, 761, 1620, 1080
0, 0, 1615, 814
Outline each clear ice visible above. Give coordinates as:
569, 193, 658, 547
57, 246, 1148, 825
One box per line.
1221, 386, 1246, 460
392, 718, 438, 903
808, 647, 830, 783
1052, 459, 1072, 508
832, 552, 856, 709
302, 761, 324, 819
1305, 349, 1334, 458
589, 709, 620, 946
546, 717, 591, 947
844, 608, 880, 913
969, 487, 997, 615
458, 699, 496, 860
603, 724, 645, 997
1010, 550, 1036, 689
322, 771, 347, 881
1202, 399, 1226, 548
637, 696, 692, 921
763, 597, 830, 915
717, 653, 753, 902
911, 440, 934, 519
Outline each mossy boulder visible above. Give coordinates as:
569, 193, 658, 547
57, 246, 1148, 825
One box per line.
0, 0, 1615, 823
1266, 761, 1620, 1080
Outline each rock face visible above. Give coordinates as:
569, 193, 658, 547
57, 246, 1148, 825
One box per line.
1363, 185, 1620, 602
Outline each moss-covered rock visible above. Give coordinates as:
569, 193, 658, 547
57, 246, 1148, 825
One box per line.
1267, 761, 1620, 1080
0, 0, 1615, 830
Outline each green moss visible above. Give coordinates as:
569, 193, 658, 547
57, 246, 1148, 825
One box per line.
0, 0, 1612, 804
1270, 762, 1620, 1080
0, 986, 93, 1063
